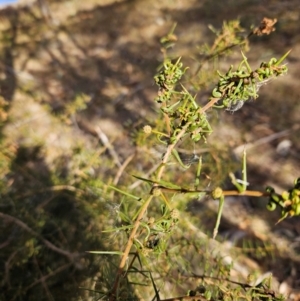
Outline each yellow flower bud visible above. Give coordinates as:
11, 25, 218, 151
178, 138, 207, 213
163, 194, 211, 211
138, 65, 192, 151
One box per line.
211, 187, 223, 199
143, 125, 152, 134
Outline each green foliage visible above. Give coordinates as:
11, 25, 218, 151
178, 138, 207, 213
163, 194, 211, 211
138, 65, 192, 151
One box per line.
0, 144, 111, 301
0, 12, 296, 301
90, 19, 294, 301
211, 50, 290, 111
187, 273, 285, 301
207, 20, 249, 55
265, 177, 300, 222
154, 58, 212, 143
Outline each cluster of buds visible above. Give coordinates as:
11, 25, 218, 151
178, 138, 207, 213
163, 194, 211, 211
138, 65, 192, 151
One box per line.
212, 50, 290, 112
154, 58, 187, 103
266, 178, 300, 222
154, 58, 212, 142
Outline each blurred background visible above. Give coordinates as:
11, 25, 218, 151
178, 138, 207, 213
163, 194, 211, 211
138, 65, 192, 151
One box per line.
0, 0, 300, 300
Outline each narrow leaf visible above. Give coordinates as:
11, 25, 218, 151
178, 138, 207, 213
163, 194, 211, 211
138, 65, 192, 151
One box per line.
86, 251, 124, 255
108, 185, 140, 200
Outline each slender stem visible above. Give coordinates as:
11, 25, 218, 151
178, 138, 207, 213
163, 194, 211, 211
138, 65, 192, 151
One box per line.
199, 97, 220, 113
242, 148, 247, 191
195, 156, 202, 189
193, 40, 248, 76
109, 96, 222, 300
146, 185, 269, 198
155, 124, 190, 181
156, 95, 220, 179
213, 195, 225, 239
223, 190, 267, 197
109, 195, 154, 300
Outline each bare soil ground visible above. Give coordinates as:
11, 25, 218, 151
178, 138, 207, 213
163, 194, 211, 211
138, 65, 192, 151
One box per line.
1, 0, 300, 300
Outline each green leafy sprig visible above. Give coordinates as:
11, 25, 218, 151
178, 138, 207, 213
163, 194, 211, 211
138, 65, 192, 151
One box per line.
266, 178, 300, 223
211, 50, 290, 111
